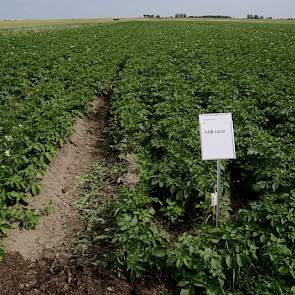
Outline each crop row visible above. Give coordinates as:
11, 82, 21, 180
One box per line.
107, 21, 295, 294
0, 24, 125, 254
1, 21, 295, 294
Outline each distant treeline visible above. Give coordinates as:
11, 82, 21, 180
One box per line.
276, 18, 295, 20
187, 15, 232, 19
175, 14, 232, 19
247, 14, 268, 19
144, 14, 232, 19
143, 14, 161, 18
143, 14, 295, 20
247, 14, 295, 20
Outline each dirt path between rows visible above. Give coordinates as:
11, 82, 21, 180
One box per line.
3, 98, 108, 260
0, 97, 166, 295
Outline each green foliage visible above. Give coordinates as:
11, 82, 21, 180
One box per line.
0, 244, 4, 261
3, 207, 40, 229
0, 221, 10, 261
110, 187, 169, 281
41, 200, 54, 216
0, 221, 10, 237
1, 20, 295, 294
0, 23, 124, 230
0, 23, 126, 252
75, 160, 118, 228
160, 198, 185, 224
107, 21, 295, 294
76, 161, 169, 282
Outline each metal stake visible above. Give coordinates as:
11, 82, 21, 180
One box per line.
216, 160, 221, 226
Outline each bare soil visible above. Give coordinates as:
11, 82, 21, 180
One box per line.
0, 252, 133, 295
123, 153, 140, 188
0, 97, 167, 295
0, 250, 166, 294
3, 98, 108, 260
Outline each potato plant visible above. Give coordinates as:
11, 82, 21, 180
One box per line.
108, 21, 295, 294
1, 21, 295, 294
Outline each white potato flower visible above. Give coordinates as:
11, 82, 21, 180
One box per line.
4, 135, 12, 141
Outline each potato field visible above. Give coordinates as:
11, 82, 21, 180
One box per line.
0, 21, 295, 294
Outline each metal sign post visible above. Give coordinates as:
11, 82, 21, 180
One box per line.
199, 113, 236, 226
216, 159, 221, 225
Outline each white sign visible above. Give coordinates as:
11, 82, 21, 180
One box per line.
199, 113, 236, 160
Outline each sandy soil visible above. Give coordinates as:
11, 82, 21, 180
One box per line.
3, 98, 108, 260
123, 153, 140, 188
0, 250, 166, 294
0, 97, 168, 295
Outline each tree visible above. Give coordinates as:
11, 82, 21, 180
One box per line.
175, 13, 187, 18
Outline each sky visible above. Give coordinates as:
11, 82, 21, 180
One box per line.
1, 0, 295, 20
